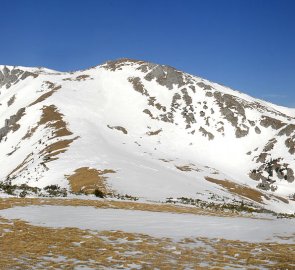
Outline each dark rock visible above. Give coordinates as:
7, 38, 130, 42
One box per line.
144, 65, 185, 90
199, 127, 214, 140
278, 124, 295, 136
255, 126, 261, 134
0, 66, 38, 89
0, 108, 26, 141
196, 82, 212, 90
260, 116, 286, 130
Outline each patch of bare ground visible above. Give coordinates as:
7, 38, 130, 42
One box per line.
273, 195, 289, 204
75, 74, 92, 81
159, 158, 173, 163
66, 167, 115, 194
205, 177, 267, 204
38, 105, 72, 137
29, 85, 61, 107
0, 198, 294, 269
6, 153, 33, 179
146, 129, 162, 136
21, 125, 38, 140
0, 197, 263, 218
22, 104, 72, 141
63, 75, 92, 81
36, 106, 78, 165
107, 125, 128, 134
41, 138, 78, 163
8, 105, 77, 179
175, 165, 200, 172
7, 95, 15, 107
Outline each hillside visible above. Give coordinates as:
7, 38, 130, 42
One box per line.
1, 58, 295, 213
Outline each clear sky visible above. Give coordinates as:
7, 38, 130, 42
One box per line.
1, 0, 294, 107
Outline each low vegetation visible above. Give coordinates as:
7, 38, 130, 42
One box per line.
0, 182, 67, 197
165, 196, 295, 218
0, 181, 293, 217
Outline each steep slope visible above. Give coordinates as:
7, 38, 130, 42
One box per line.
0, 59, 295, 213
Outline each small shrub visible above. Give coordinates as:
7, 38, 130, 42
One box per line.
94, 189, 105, 198
19, 190, 27, 198
44, 185, 67, 197
44, 185, 59, 191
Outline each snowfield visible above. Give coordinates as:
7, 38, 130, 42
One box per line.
1, 205, 295, 244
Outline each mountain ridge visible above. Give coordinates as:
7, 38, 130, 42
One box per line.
2, 59, 294, 116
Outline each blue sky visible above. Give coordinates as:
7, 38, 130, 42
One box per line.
1, 0, 294, 107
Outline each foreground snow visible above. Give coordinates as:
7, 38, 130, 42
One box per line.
1, 205, 294, 244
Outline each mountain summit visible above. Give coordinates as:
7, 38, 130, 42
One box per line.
1, 58, 295, 213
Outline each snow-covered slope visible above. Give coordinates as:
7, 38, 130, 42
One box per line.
1, 59, 295, 213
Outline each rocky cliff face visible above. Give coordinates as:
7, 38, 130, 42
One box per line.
0, 66, 38, 89
0, 59, 295, 213
102, 59, 295, 192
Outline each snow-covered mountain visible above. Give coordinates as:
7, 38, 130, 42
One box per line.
1, 58, 295, 213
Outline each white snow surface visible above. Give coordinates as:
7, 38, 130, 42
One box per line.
1, 59, 295, 213
1, 205, 295, 244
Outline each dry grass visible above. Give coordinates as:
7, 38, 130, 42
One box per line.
66, 167, 116, 194
23, 84, 62, 140
39, 105, 72, 137
0, 198, 294, 269
63, 75, 91, 81
205, 177, 266, 204
21, 126, 38, 140
176, 165, 192, 172
29, 85, 61, 106
22, 104, 72, 141
8, 105, 76, 179
0, 197, 266, 220
175, 165, 197, 172
36, 105, 77, 164
75, 75, 91, 81
40, 138, 77, 161
7, 153, 33, 179
146, 129, 162, 136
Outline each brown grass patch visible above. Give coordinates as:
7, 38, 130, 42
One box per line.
8, 104, 76, 181
22, 104, 72, 141
63, 75, 91, 81
176, 165, 193, 172
67, 167, 115, 194
22, 126, 38, 140
75, 74, 91, 81
176, 165, 200, 172
29, 85, 61, 106
0, 197, 254, 218
205, 177, 266, 204
147, 129, 162, 136
36, 105, 78, 163
40, 138, 78, 161
0, 198, 294, 269
7, 153, 33, 178
39, 105, 72, 137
